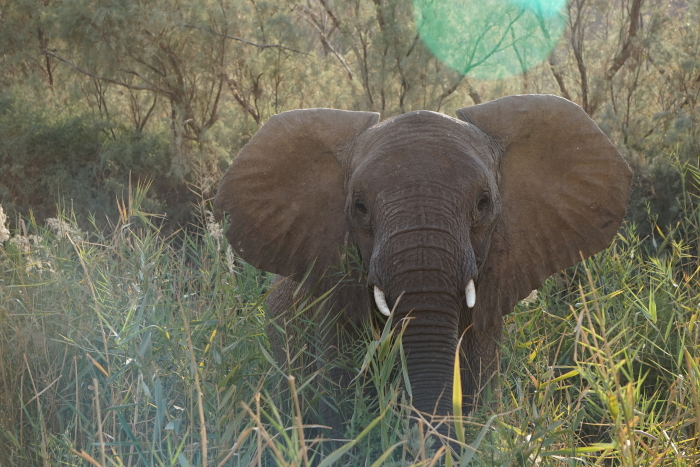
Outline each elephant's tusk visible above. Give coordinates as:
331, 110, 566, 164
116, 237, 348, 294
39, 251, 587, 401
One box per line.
374, 286, 392, 317
466, 279, 476, 308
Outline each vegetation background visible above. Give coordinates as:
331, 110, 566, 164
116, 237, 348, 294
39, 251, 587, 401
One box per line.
0, 0, 699, 465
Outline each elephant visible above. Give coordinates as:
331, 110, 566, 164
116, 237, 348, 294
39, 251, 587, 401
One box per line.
214, 94, 632, 433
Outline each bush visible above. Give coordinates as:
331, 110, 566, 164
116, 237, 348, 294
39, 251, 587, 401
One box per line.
1, 158, 699, 465
0, 92, 195, 231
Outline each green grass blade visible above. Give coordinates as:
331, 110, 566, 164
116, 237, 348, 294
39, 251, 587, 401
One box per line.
317, 405, 390, 467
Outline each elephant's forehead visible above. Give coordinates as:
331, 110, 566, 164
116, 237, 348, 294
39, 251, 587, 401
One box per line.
349, 111, 497, 190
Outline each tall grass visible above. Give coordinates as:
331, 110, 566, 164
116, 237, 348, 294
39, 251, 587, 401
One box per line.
1, 160, 700, 465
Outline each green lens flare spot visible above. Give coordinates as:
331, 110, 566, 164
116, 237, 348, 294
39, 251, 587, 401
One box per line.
507, 0, 566, 18
414, 0, 567, 79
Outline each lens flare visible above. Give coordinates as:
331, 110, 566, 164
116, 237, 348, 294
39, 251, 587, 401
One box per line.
414, 0, 567, 79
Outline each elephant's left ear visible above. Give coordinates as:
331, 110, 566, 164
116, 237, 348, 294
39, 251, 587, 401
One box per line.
457, 94, 632, 330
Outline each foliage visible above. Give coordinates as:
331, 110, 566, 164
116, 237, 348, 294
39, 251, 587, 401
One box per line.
1, 0, 698, 233
0, 91, 194, 228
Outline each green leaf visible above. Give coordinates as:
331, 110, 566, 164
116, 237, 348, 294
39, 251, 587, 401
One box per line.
115, 409, 149, 465
399, 336, 412, 397
547, 369, 580, 384
317, 405, 389, 467
460, 413, 498, 466
369, 441, 404, 467
453, 335, 464, 444
648, 286, 657, 323
541, 442, 616, 455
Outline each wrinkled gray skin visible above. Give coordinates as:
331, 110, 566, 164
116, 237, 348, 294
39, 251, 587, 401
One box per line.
214, 95, 632, 430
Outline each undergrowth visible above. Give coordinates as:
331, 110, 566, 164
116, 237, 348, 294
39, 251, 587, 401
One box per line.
1, 160, 700, 465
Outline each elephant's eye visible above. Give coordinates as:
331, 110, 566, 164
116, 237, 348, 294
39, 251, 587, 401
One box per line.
477, 193, 490, 212
354, 200, 368, 215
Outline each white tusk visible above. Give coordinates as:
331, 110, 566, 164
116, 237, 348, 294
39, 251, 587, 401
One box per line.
374, 286, 392, 317
466, 279, 476, 308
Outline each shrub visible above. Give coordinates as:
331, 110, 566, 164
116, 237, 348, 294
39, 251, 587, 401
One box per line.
0, 92, 194, 231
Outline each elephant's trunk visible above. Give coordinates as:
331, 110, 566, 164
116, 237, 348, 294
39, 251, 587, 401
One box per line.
400, 311, 459, 417
370, 199, 475, 420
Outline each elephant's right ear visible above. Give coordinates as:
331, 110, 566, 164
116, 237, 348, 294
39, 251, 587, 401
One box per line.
214, 109, 380, 279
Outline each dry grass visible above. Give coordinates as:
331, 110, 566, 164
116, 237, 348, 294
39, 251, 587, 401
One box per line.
1, 164, 700, 465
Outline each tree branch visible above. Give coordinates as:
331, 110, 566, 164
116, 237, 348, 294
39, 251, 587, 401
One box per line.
604, 0, 643, 80
182, 23, 308, 55
318, 0, 342, 30
43, 50, 175, 98
569, 0, 590, 113
465, 79, 482, 105
301, 7, 354, 81
139, 95, 158, 132
548, 52, 572, 101
224, 75, 261, 124
436, 74, 467, 110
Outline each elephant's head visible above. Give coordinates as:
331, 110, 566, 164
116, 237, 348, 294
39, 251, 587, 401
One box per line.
214, 95, 632, 419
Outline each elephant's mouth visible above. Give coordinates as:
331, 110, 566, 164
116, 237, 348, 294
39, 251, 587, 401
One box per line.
372, 280, 477, 317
